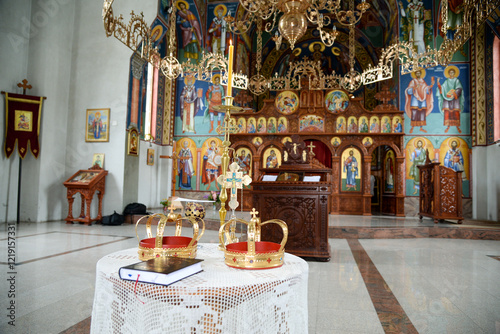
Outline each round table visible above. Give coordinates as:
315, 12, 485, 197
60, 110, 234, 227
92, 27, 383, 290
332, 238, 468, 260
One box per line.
90, 243, 309, 334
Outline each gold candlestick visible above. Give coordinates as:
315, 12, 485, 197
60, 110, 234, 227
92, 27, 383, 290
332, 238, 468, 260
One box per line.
214, 96, 243, 249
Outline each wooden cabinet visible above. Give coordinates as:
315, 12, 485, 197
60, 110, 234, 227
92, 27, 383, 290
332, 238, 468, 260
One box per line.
418, 160, 463, 224
252, 167, 331, 261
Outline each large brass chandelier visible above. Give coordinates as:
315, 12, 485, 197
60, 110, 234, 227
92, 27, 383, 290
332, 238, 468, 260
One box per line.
102, 0, 500, 94
226, 0, 370, 50
233, 0, 500, 94
102, 0, 248, 89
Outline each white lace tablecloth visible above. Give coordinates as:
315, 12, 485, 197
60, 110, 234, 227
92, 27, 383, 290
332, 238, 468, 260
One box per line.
90, 243, 309, 334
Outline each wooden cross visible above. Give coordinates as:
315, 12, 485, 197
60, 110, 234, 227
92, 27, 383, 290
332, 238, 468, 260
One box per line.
17, 79, 32, 94
217, 162, 252, 211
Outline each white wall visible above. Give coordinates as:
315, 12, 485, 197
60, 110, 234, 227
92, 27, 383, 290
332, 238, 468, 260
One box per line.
0, 0, 168, 223
472, 145, 500, 221
0, 0, 31, 223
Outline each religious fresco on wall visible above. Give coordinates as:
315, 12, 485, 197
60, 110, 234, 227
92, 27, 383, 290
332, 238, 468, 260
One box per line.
341, 148, 361, 192
325, 90, 349, 113
439, 136, 470, 197
127, 53, 149, 134
347, 116, 358, 133
277, 117, 288, 133
252, 136, 263, 147
433, 1, 469, 62
404, 135, 471, 197
204, 74, 226, 134
282, 137, 292, 144
393, 116, 403, 133
336, 116, 346, 133
176, 0, 203, 63
178, 74, 204, 134
398, 0, 434, 55
257, 117, 267, 133
358, 116, 369, 133
206, 3, 238, 54
275, 91, 299, 115
201, 137, 223, 190
362, 137, 373, 147
236, 38, 250, 77
486, 7, 500, 39
405, 137, 434, 196
400, 64, 470, 135
381, 116, 392, 133
237, 117, 246, 133
234, 147, 252, 178
267, 117, 277, 133
331, 137, 341, 147
176, 138, 197, 190
263, 147, 281, 168
247, 117, 256, 133
369, 116, 380, 133
384, 150, 396, 193
299, 115, 324, 132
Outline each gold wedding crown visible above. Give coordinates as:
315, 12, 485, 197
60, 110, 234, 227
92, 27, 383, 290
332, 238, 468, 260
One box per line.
219, 208, 288, 269
135, 203, 205, 260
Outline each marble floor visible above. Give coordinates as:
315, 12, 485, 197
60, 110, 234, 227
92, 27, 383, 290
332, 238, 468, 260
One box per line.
1, 214, 500, 334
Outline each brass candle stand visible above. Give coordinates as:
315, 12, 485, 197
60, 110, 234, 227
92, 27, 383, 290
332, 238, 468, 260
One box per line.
214, 96, 243, 249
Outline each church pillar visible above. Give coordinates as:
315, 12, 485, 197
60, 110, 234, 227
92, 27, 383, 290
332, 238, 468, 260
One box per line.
330, 156, 340, 214
362, 155, 372, 216
395, 156, 406, 216
471, 23, 487, 146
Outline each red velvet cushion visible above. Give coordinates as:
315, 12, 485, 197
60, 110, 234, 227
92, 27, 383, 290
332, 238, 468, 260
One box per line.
139, 236, 195, 248
226, 241, 280, 253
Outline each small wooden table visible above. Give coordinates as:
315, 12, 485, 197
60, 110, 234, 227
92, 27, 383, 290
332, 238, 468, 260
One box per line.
63, 166, 108, 225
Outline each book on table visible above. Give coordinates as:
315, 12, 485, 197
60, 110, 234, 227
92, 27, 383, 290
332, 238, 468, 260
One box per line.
119, 257, 204, 286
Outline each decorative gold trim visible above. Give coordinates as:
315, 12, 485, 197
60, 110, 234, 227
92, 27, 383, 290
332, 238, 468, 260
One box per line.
135, 212, 205, 261
219, 209, 288, 269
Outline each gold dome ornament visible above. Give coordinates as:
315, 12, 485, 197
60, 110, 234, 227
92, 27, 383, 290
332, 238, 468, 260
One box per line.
135, 208, 205, 261
219, 208, 288, 269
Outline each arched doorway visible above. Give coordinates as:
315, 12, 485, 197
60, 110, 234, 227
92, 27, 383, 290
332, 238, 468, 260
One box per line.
304, 139, 332, 168
371, 145, 397, 215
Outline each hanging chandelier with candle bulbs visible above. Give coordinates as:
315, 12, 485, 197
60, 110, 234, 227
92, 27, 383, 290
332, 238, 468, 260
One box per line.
102, 0, 500, 94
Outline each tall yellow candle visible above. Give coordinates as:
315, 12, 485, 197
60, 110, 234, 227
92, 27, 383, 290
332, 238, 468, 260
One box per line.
227, 39, 234, 98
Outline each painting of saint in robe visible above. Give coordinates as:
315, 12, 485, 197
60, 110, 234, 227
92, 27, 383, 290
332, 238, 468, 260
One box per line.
370, 117, 380, 133
336, 117, 346, 133
278, 117, 288, 133
436, 65, 464, 134
178, 140, 195, 190
176, 0, 203, 60
235, 147, 252, 177
381, 117, 392, 133
393, 117, 403, 133
263, 148, 281, 168
347, 117, 358, 133
342, 148, 361, 191
267, 117, 277, 133
179, 75, 203, 134
257, 117, 267, 133
247, 118, 256, 133
202, 138, 222, 190
358, 117, 369, 133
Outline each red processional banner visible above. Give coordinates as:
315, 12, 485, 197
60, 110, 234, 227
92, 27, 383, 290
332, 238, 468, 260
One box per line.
4, 92, 44, 159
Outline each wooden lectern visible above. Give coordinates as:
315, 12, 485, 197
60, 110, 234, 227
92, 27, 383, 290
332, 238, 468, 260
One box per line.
63, 165, 108, 225
417, 151, 463, 224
